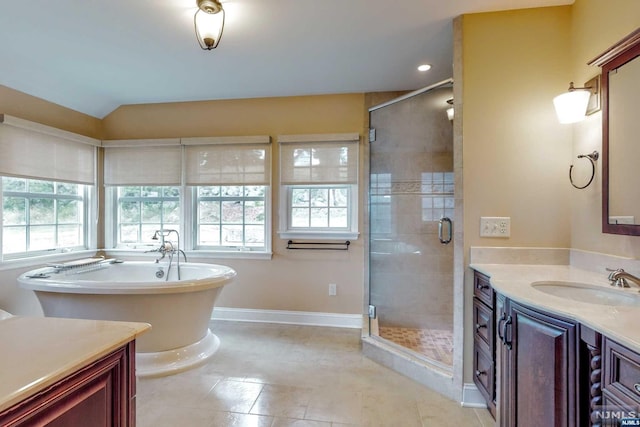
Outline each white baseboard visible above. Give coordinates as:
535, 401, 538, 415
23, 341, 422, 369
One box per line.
212, 307, 363, 329
461, 383, 488, 408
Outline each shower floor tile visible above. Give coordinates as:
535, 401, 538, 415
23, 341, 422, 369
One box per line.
378, 326, 454, 366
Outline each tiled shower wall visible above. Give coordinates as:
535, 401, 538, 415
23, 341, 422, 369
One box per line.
369, 86, 454, 331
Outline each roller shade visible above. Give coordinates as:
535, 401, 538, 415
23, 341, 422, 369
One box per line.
0, 114, 98, 185
103, 139, 181, 186
279, 133, 359, 185
183, 136, 271, 185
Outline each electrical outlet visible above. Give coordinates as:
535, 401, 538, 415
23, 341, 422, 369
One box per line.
329, 283, 337, 296
480, 217, 511, 238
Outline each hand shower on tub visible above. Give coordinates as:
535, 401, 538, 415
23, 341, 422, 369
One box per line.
151, 229, 187, 280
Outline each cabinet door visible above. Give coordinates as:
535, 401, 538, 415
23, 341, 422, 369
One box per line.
502, 300, 577, 427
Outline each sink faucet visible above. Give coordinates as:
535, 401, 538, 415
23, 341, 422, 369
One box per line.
607, 268, 640, 289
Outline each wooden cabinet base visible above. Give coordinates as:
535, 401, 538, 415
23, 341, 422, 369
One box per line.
0, 342, 136, 427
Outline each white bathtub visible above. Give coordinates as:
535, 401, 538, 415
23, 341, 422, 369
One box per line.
18, 261, 236, 377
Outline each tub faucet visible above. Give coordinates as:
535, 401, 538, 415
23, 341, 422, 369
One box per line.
607, 268, 640, 289
151, 229, 183, 280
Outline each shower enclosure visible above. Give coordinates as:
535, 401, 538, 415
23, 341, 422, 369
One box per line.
367, 80, 454, 369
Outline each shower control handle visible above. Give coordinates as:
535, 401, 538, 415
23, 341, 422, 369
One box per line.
438, 217, 452, 244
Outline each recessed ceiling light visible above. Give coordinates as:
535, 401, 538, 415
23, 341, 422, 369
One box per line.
417, 64, 432, 72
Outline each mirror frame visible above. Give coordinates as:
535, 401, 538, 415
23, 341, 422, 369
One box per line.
589, 28, 640, 235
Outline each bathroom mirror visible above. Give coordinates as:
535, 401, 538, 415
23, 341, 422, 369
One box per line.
590, 28, 640, 235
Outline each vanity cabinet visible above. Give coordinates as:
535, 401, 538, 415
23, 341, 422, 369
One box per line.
0, 342, 136, 427
472, 271, 496, 417
602, 338, 640, 420
498, 298, 578, 427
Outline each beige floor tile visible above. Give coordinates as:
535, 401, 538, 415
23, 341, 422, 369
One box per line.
473, 407, 496, 426
135, 321, 483, 427
209, 411, 274, 427
271, 418, 332, 427
200, 379, 264, 412
305, 387, 363, 424
249, 384, 312, 418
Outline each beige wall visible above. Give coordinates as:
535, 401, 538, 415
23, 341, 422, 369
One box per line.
0, 85, 102, 138
462, 6, 573, 251
460, 0, 640, 383
570, 0, 640, 257
102, 94, 366, 314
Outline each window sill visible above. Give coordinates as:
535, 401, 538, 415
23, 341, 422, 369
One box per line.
104, 248, 273, 261
278, 231, 360, 240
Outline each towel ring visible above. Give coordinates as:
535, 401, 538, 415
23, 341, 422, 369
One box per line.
569, 151, 599, 189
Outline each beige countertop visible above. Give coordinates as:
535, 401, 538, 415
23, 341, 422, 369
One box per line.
470, 263, 640, 352
0, 316, 150, 413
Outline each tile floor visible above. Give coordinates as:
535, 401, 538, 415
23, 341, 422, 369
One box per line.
137, 321, 493, 427
378, 326, 454, 366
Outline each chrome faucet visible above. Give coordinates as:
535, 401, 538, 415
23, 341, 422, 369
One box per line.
150, 229, 187, 280
607, 268, 640, 289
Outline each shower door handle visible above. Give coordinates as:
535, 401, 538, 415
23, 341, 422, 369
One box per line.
439, 217, 452, 244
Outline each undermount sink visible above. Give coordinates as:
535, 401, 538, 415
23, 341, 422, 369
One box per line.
531, 281, 640, 306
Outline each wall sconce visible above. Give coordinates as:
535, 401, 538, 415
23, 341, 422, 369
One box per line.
446, 98, 454, 121
194, 0, 225, 50
553, 76, 600, 124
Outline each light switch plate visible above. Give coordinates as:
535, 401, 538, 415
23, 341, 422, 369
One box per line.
480, 217, 511, 238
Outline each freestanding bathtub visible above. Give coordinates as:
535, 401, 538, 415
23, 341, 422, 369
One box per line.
18, 260, 236, 377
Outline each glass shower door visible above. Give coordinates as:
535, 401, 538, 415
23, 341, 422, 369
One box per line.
368, 83, 454, 367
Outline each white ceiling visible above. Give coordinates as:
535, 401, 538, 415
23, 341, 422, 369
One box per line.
0, 0, 572, 118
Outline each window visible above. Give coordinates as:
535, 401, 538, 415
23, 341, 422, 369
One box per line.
104, 136, 271, 255
279, 133, 359, 239
0, 115, 98, 260
185, 136, 271, 253
115, 186, 180, 247
2, 177, 87, 256
289, 186, 349, 229
195, 185, 267, 250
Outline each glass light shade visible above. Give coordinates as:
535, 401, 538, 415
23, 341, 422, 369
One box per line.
553, 90, 590, 124
446, 107, 454, 121
194, 7, 225, 50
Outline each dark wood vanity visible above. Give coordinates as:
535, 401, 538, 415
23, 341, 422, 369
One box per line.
473, 270, 640, 427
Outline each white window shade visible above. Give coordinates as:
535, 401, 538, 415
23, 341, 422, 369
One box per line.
0, 114, 98, 184
279, 133, 359, 185
103, 139, 181, 186
183, 136, 271, 185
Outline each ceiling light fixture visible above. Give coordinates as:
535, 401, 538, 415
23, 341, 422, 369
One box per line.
194, 0, 225, 50
417, 64, 432, 72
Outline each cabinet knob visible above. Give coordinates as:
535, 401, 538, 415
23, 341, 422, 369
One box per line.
475, 370, 486, 377
634, 383, 640, 394
476, 282, 489, 290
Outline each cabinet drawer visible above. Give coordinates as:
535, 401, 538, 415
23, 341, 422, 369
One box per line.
603, 337, 640, 406
473, 298, 494, 351
473, 271, 494, 308
473, 340, 495, 404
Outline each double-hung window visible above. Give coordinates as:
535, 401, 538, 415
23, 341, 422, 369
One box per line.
184, 136, 271, 252
279, 133, 359, 239
103, 139, 182, 248
0, 115, 98, 260
104, 136, 271, 254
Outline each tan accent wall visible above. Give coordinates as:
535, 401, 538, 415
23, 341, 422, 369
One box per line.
462, 6, 573, 252
460, 0, 640, 384
569, 0, 640, 257
102, 94, 366, 314
0, 85, 102, 138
